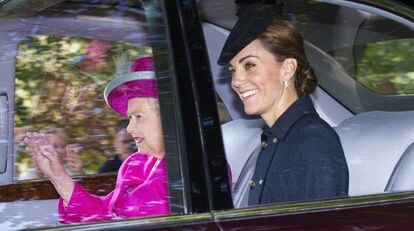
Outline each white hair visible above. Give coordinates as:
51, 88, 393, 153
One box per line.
147, 98, 160, 113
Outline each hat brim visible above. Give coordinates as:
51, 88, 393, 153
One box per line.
217, 3, 283, 66
104, 72, 157, 117
217, 18, 271, 65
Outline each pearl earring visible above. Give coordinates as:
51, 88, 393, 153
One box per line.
284, 80, 289, 88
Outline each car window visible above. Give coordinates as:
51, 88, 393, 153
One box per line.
201, 0, 414, 212
324, 11, 414, 96
216, 93, 232, 124
0, 0, 187, 229
354, 38, 414, 95
14, 36, 144, 180
285, 0, 414, 113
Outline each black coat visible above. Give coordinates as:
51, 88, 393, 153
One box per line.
98, 155, 123, 174
248, 96, 349, 205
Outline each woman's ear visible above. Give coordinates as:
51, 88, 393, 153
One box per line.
282, 58, 297, 82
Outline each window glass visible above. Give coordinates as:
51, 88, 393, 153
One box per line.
329, 12, 414, 96
285, 0, 414, 113
202, 0, 414, 211
14, 36, 146, 180
354, 39, 414, 95
0, 0, 185, 229
216, 94, 232, 124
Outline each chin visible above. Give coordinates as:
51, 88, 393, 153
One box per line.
243, 105, 260, 116
244, 110, 255, 115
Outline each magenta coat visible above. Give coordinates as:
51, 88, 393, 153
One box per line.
58, 152, 169, 223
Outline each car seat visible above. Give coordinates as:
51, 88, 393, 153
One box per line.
223, 110, 414, 207
335, 111, 414, 196
221, 118, 264, 187
385, 142, 414, 192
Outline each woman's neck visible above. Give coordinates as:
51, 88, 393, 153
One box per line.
148, 150, 165, 159
262, 90, 299, 127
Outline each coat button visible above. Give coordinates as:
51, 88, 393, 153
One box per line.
249, 180, 256, 189
272, 138, 278, 144
261, 141, 267, 149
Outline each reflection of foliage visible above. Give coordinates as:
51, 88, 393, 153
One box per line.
286, 1, 338, 30
15, 35, 151, 174
356, 39, 414, 95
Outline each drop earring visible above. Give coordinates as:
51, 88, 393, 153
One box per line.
284, 80, 289, 88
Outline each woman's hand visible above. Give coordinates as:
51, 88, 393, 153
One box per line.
65, 144, 84, 175
25, 132, 67, 180
25, 132, 74, 204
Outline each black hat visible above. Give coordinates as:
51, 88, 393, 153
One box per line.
217, 0, 284, 66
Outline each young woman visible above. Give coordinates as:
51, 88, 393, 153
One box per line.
25, 56, 169, 223
218, 3, 349, 205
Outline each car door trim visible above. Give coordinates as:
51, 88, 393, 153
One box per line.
0, 93, 8, 173
213, 192, 414, 221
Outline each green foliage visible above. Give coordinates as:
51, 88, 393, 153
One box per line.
356, 38, 414, 95
15, 35, 150, 176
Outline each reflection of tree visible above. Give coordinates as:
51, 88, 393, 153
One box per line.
15, 35, 151, 174
356, 38, 414, 95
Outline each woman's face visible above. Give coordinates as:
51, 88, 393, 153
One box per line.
229, 39, 285, 117
114, 130, 134, 160
48, 132, 68, 164
126, 98, 164, 157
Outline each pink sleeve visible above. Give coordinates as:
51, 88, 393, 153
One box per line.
124, 174, 169, 217
58, 183, 114, 223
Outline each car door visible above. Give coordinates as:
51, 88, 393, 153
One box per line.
201, 0, 414, 230
0, 0, 232, 230
2, 0, 414, 230
45, 0, 414, 230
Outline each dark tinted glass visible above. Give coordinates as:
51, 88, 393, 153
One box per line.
285, 0, 414, 112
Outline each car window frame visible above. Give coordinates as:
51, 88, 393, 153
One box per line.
0, 0, 233, 228
3, 0, 414, 229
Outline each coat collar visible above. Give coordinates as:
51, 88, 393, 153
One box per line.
263, 96, 317, 140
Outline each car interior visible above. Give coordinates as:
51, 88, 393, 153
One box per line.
0, 0, 414, 229
201, 0, 414, 207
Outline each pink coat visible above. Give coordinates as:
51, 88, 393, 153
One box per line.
58, 152, 169, 223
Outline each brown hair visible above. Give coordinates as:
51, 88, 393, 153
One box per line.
258, 19, 317, 96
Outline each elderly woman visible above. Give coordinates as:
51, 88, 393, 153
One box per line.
25, 56, 168, 223
218, 3, 349, 205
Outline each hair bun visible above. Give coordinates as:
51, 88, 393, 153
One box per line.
297, 63, 317, 96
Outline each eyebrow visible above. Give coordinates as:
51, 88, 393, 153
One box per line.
238, 55, 259, 64
126, 108, 143, 116
228, 55, 259, 68
125, 110, 134, 116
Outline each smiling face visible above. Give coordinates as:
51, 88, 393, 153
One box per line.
126, 97, 164, 158
229, 39, 285, 117
229, 39, 299, 126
